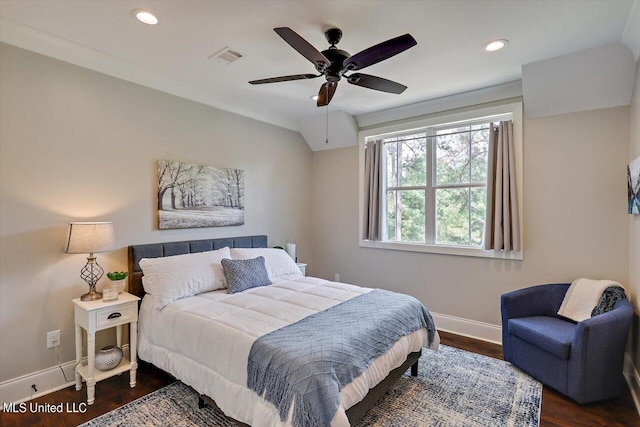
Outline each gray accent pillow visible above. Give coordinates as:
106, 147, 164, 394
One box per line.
222, 256, 272, 294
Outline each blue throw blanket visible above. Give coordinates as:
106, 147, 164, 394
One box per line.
247, 289, 436, 427
591, 286, 627, 317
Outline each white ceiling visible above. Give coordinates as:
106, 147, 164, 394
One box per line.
0, 0, 637, 131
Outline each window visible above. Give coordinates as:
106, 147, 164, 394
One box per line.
359, 102, 523, 259
383, 119, 495, 246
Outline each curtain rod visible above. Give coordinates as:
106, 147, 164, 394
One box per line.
381, 127, 492, 143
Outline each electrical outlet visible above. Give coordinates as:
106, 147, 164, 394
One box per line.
335, 274, 340, 282
47, 330, 60, 348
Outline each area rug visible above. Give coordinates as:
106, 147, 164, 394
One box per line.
80, 345, 541, 427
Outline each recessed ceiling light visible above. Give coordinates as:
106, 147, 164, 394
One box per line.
483, 39, 508, 52
131, 9, 158, 25
310, 95, 319, 101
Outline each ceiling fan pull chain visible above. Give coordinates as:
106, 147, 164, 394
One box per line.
325, 84, 329, 144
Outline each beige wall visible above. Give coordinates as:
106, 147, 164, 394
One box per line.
630, 61, 640, 369
311, 106, 630, 326
0, 44, 313, 382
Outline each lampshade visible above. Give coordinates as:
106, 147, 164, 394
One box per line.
64, 222, 115, 254
286, 242, 296, 261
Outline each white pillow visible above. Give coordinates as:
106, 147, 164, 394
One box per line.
140, 246, 231, 310
230, 248, 302, 279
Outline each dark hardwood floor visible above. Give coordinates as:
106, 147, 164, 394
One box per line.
1, 331, 638, 426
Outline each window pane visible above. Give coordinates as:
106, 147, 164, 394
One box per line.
436, 188, 470, 245
385, 142, 399, 188
386, 190, 397, 240
435, 127, 471, 185
470, 187, 487, 247
387, 190, 425, 242
399, 136, 426, 186
385, 135, 427, 188
399, 190, 425, 242
470, 128, 490, 183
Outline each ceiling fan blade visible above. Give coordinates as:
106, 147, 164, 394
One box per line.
317, 82, 338, 107
343, 34, 417, 71
274, 27, 331, 71
347, 73, 407, 94
249, 74, 320, 85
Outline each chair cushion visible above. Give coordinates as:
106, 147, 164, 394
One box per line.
508, 316, 576, 359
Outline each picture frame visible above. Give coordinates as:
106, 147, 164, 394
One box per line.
157, 160, 245, 229
628, 156, 640, 215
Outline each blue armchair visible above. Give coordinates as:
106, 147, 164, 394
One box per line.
501, 283, 634, 403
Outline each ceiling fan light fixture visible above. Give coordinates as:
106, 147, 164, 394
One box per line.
483, 39, 508, 52
131, 9, 158, 25
250, 27, 417, 107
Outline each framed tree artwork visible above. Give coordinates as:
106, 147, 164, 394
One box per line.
629, 156, 640, 215
157, 160, 245, 229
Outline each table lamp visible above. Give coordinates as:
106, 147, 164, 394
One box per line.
64, 222, 115, 301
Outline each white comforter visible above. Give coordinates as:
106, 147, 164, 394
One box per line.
138, 276, 439, 426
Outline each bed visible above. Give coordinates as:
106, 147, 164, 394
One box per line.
128, 235, 439, 426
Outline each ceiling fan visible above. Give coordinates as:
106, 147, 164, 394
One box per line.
249, 27, 417, 107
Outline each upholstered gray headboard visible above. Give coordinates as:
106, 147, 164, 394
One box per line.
127, 235, 268, 299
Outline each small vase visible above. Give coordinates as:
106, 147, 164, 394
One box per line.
102, 287, 118, 302
95, 346, 123, 371
109, 279, 126, 294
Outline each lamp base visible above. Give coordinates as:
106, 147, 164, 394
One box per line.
81, 289, 103, 301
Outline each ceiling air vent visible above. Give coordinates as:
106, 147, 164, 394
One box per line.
210, 47, 243, 65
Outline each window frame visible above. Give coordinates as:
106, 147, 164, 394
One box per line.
358, 101, 524, 260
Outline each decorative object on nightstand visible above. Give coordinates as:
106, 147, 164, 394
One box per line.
64, 222, 115, 301
286, 241, 296, 261
102, 286, 118, 302
95, 345, 123, 371
74, 292, 140, 405
106, 271, 128, 294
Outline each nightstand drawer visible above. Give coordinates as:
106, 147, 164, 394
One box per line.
96, 304, 133, 328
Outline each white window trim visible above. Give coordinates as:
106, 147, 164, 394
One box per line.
358, 101, 524, 260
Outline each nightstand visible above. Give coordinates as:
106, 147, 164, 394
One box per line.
296, 262, 307, 276
73, 292, 140, 405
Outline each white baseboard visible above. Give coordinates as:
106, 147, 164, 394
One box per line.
0, 345, 129, 405
623, 352, 640, 416
431, 312, 502, 345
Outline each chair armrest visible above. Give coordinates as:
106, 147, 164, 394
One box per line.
501, 283, 570, 320
574, 299, 634, 337
568, 300, 634, 402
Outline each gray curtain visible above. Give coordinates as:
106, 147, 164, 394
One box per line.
484, 120, 520, 251
363, 139, 383, 240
